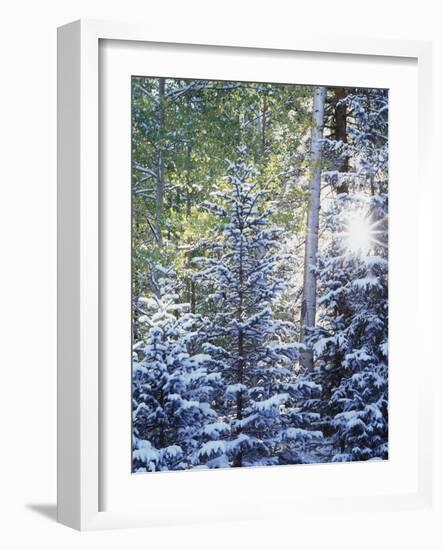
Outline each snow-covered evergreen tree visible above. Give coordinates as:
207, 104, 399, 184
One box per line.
132, 271, 223, 472
195, 155, 322, 468
309, 90, 388, 461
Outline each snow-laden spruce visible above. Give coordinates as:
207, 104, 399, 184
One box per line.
132, 272, 223, 472
309, 90, 388, 462
194, 157, 322, 468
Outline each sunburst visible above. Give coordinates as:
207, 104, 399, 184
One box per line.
341, 210, 387, 255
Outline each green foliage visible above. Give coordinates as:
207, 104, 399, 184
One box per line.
131, 77, 314, 306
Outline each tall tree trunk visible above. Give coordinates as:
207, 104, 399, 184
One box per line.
331, 87, 350, 377
262, 96, 267, 157
156, 78, 166, 245
333, 87, 349, 193
184, 143, 196, 311
233, 231, 245, 468
300, 86, 326, 370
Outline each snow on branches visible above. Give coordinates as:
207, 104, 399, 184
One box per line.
132, 273, 223, 472
309, 90, 389, 461
194, 158, 322, 467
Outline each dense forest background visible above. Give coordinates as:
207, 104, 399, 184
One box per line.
131, 77, 388, 472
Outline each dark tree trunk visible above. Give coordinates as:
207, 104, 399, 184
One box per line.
262, 96, 267, 157
156, 77, 166, 245
190, 280, 196, 314
331, 87, 351, 373
233, 227, 245, 468
333, 87, 349, 194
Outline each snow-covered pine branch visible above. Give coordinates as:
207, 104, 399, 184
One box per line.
132, 271, 224, 472
194, 157, 322, 467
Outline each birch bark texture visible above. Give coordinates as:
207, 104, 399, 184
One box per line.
300, 85, 326, 370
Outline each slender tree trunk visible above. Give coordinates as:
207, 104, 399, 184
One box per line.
333, 87, 349, 194
233, 330, 244, 467
156, 78, 166, 245
300, 86, 326, 370
233, 229, 245, 468
262, 96, 267, 157
190, 280, 196, 314
184, 143, 196, 311
158, 386, 166, 448
332, 87, 350, 377
186, 145, 192, 218
132, 295, 139, 342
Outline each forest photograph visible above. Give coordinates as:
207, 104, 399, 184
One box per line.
131, 77, 388, 473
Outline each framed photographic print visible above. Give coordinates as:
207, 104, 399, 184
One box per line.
57, 20, 433, 531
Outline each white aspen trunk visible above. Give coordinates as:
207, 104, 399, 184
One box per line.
300, 86, 326, 370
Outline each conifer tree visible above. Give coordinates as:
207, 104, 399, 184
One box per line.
195, 155, 322, 468
132, 271, 223, 472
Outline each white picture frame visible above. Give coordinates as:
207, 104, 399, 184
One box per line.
57, 19, 434, 531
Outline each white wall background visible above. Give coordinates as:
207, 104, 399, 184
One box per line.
0, 1, 441, 547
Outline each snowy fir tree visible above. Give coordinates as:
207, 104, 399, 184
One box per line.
308, 90, 389, 461
132, 270, 223, 472
194, 155, 322, 468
